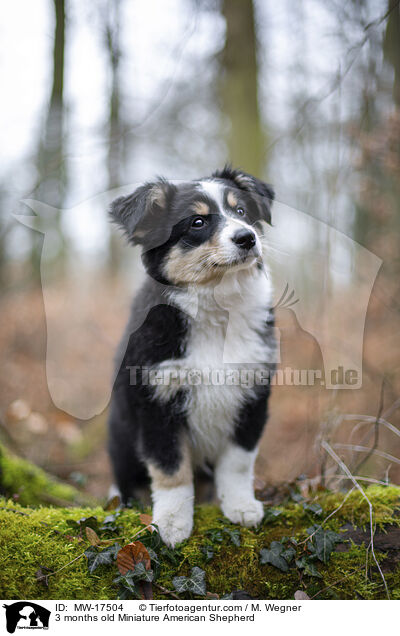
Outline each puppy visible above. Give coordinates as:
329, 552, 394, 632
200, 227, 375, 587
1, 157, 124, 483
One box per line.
108, 166, 276, 547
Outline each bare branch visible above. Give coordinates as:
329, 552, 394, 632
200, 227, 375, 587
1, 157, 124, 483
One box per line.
321, 440, 390, 599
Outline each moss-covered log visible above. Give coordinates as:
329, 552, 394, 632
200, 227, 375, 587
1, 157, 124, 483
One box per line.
1, 486, 400, 600
0, 443, 96, 507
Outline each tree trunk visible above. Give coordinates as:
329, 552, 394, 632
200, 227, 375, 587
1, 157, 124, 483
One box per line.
31, 0, 67, 280
220, 0, 265, 177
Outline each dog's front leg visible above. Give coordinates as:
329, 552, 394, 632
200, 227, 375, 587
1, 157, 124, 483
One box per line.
148, 441, 194, 548
215, 442, 263, 527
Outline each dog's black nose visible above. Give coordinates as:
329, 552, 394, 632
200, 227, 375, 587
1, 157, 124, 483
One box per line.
232, 229, 256, 250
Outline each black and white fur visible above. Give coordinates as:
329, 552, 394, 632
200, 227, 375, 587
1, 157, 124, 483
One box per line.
108, 166, 276, 547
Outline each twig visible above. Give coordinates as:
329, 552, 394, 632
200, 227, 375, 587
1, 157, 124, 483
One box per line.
153, 582, 180, 600
0, 506, 31, 516
346, 415, 400, 440
353, 380, 385, 474
382, 397, 400, 420
333, 444, 400, 466
329, 475, 392, 487
319, 407, 341, 488
321, 440, 390, 599
298, 487, 355, 546
311, 565, 365, 599
43, 551, 86, 580
129, 524, 154, 541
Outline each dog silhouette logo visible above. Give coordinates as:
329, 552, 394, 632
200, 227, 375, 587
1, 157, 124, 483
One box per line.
3, 602, 50, 633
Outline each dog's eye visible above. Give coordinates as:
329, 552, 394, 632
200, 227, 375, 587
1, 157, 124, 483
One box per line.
236, 207, 245, 216
191, 217, 206, 229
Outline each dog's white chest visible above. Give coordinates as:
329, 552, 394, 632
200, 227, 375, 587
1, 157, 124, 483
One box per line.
173, 269, 274, 464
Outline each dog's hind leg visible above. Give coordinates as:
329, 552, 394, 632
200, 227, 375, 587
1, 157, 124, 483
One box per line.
107, 396, 149, 504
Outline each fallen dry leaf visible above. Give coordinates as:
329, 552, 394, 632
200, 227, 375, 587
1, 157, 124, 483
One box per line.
139, 513, 153, 531
104, 495, 120, 511
294, 590, 311, 600
117, 541, 153, 600
117, 541, 151, 576
85, 527, 101, 546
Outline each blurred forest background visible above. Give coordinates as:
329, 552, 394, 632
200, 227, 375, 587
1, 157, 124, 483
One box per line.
0, 0, 399, 500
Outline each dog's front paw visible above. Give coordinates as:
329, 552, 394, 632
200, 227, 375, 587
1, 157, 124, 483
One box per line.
154, 511, 193, 548
152, 484, 194, 548
221, 498, 264, 527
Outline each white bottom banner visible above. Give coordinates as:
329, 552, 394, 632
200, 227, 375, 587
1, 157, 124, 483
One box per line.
1, 599, 397, 635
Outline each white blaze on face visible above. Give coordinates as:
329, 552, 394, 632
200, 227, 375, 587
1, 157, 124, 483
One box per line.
199, 180, 262, 261
198, 180, 225, 210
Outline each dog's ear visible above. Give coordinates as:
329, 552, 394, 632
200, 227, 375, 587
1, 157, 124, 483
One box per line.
213, 165, 274, 225
109, 180, 176, 244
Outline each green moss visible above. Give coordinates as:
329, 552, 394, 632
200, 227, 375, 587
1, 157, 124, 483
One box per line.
0, 444, 95, 507
0, 486, 400, 600
0, 500, 143, 599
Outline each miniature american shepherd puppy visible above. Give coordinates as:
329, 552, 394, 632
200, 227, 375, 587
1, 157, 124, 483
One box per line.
108, 166, 276, 547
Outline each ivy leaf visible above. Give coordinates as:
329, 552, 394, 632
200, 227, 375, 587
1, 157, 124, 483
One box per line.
223, 528, 241, 547
140, 526, 163, 552
260, 541, 290, 572
200, 545, 214, 562
146, 546, 160, 565
173, 566, 207, 596
262, 508, 282, 524
145, 546, 160, 581
113, 573, 142, 599
206, 526, 240, 546
295, 556, 322, 578
158, 544, 182, 566
303, 502, 323, 516
281, 545, 296, 564
291, 491, 304, 503
77, 516, 99, 529
206, 528, 224, 543
100, 510, 122, 532
222, 590, 253, 600
67, 516, 99, 537
131, 561, 154, 582
307, 526, 342, 564
85, 543, 121, 574
113, 564, 154, 600
118, 585, 138, 600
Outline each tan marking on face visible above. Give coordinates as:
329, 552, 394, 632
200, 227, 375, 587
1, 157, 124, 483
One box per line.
193, 201, 210, 216
164, 235, 226, 285
227, 191, 238, 208
148, 438, 192, 489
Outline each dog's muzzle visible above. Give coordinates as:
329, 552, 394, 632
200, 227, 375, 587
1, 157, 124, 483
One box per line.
231, 229, 257, 251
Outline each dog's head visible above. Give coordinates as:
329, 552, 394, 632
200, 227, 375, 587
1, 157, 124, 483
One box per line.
110, 166, 274, 285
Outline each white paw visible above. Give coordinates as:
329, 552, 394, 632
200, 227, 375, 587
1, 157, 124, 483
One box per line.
152, 484, 194, 548
153, 511, 193, 548
221, 497, 264, 527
